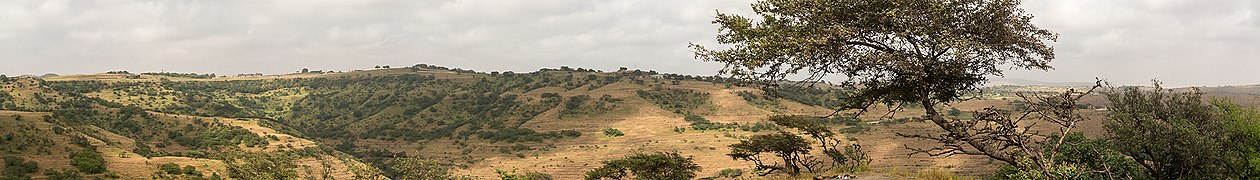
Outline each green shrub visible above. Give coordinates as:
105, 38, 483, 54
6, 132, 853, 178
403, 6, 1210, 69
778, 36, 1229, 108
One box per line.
69, 149, 106, 174
717, 168, 743, 178
184, 165, 202, 176
585, 152, 701, 180
497, 168, 553, 180
43, 169, 82, 180
1104, 85, 1257, 179
636, 87, 712, 115
3, 156, 39, 178
159, 163, 181, 174
603, 128, 624, 137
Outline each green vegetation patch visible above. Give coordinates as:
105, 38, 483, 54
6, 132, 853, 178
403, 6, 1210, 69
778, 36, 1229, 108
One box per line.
636, 87, 714, 115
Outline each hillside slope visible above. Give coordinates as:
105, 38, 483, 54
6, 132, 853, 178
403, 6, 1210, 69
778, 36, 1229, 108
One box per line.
11, 65, 1248, 179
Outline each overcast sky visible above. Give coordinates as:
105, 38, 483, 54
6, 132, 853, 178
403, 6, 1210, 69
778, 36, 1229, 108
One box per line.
1, 0, 1257, 87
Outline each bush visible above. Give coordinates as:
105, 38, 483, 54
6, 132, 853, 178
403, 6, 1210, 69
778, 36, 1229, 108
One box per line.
994, 132, 1143, 179
226, 153, 297, 179
69, 149, 106, 174
44, 169, 82, 180
184, 165, 202, 176
559, 129, 582, 138
636, 87, 712, 115
718, 168, 743, 178
3, 156, 39, 178
383, 157, 454, 180
1104, 85, 1258, 179
159, 163, 182, 174
585, 152, 701, 180
603, 128, 624, 137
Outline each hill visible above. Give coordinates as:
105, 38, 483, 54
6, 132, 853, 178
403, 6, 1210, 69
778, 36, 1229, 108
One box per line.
7, 64, 1258, 179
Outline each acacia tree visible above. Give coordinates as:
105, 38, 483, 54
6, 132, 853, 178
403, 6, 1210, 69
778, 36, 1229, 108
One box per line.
728, 131, 812, 175
694, 0, 1054, 166
585, 152, 701, 180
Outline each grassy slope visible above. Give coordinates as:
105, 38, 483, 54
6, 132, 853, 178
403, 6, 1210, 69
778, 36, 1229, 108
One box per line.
0, 77, 383, 179
25, 69, 1260, 179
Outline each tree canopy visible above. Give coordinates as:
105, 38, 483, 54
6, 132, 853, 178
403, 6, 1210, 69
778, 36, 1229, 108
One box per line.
694, 0, 1080, 176
693, 0, 1056, 107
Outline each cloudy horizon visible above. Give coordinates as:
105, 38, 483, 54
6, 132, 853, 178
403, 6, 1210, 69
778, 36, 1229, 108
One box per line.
1, 0, 1257, 87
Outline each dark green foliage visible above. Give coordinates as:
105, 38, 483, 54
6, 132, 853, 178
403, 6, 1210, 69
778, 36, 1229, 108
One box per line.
183, 165, 201, 176
717, 168, 743, 178
733, 116, 871, 175
765, 86, 855, 109
159, 163, 181, 175
995, 132, 1143, 179
559, 95, 621, 118
168, 122, 268, 149
277, 73, 585, 145
603, 128, 624, 137
382, 157, 455, 180
0, 123, 54, 154
636, 87, 712, 115
695, 0, 1063, 175
1217, 101, 1260, 177
477, 127, 573, 143
735, 91, 781, 110
69, 149, 106, 174
48, 104, 267, 153
694, 0, 1056, 108
947, 108, 962, 117
1104, 85, 1244, 179
1047, 133, 1143, 178
226, 153, 297, 179
2, 156, 38, 179
683, 114, 720, 131
683, 114, 761, 131
43, 169, 81, 180
728, 131, 812, 175
0, 92, 14, 110
68, 135, 92, 149
559, 130, 582, 138
584, 152, 701, 180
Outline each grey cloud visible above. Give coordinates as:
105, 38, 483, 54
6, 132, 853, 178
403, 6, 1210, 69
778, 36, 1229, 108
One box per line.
0, 0, 1255, 87
1012, 0, 1260, 86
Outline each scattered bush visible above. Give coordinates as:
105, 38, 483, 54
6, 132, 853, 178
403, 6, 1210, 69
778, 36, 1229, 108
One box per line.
383, 157, 455, 180
226, 153, 296, 179
3, 156, 39, 179
636, 87, 712, 115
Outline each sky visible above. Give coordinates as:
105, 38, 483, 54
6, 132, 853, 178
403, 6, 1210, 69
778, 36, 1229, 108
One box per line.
0, 0, 1257, 87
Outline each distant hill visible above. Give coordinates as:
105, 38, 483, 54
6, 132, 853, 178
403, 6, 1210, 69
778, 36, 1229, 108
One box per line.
987, 78, 1096, 87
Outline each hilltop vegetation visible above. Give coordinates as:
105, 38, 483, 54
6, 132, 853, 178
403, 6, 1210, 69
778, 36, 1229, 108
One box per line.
4, 63, 868, 179
5, 61, 1260, 179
